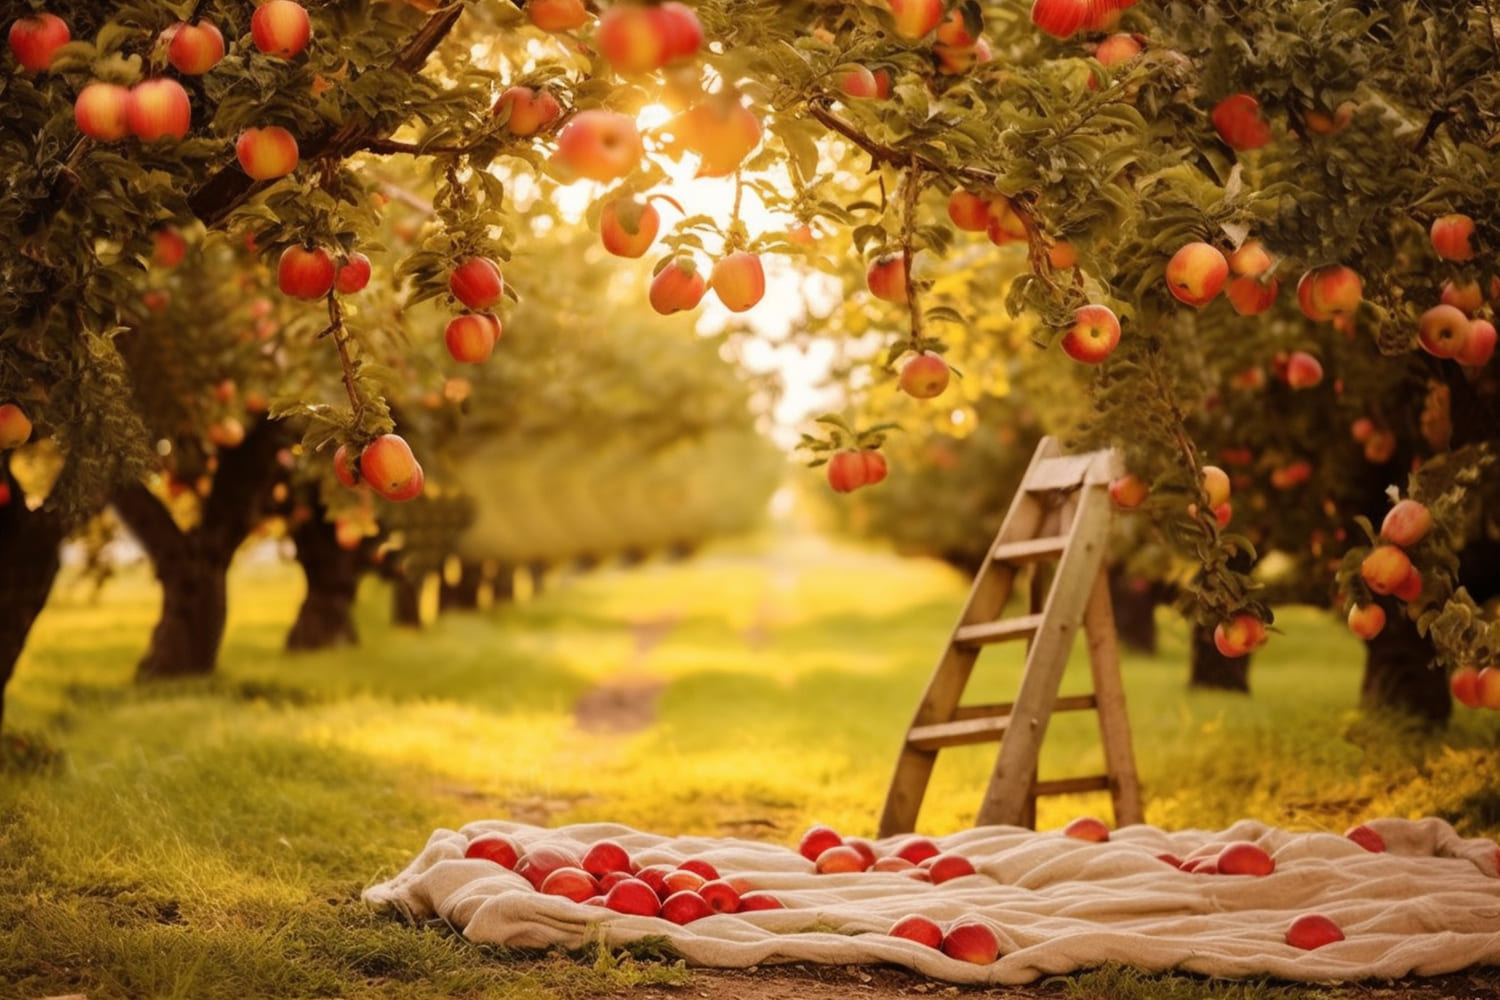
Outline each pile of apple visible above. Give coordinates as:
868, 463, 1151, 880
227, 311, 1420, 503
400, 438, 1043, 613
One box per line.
797, 824, 984, 883
463, 833, 782, 923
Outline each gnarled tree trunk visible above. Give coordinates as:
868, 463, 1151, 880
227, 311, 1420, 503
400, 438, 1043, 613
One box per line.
1359, 602, 1448, 725
0, 460, 66, 730
285, 506, 367, 651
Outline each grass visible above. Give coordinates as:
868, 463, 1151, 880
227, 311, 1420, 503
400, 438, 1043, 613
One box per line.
3, 524, 1499, 999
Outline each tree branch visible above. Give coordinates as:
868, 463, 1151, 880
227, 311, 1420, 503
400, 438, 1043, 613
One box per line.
110, 481, 186, 569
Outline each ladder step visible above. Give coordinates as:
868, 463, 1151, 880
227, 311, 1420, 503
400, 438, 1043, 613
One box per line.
1024, 454, 1099, 492
991, 536, 1068, 565
1034, 774, 1113, 797
954, 694, 1097, 720
907, 716, 1009, 750
954, 613, 1045, 647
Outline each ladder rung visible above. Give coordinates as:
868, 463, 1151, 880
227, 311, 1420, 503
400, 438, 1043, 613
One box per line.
955, 694, 1097, 720
1034, 774, 1113, 797
907, 716, 1009, 750
1025, 454, 1098, 492
991, 536, 1068, 565
954, 614, 1045, 647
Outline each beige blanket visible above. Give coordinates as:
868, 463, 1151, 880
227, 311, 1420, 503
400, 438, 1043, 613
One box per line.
363, 818, 1500, 985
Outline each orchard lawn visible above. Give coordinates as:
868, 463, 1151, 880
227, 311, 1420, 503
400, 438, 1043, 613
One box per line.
4, 531, 1500, 1000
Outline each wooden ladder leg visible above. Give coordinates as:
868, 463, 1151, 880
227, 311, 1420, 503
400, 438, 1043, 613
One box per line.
1082, 565, 1143, 826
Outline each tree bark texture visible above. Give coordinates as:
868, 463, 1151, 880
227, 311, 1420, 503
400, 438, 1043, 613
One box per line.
0, 459, 66, 730
285, 506, 368, 651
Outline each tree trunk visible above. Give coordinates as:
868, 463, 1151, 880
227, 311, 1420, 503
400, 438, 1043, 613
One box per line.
1189, 622, 1251, 692
136, 552, 230, 679
0, 461, 66, 730
285, 509, 366, 651
439, 560, 484, 612
1109, 565, 1164, 655
391, 574, 426, 627
1360, 601, 1449, 726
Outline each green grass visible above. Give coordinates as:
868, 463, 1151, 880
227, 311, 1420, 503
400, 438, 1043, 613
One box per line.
3, 526, 1499, 999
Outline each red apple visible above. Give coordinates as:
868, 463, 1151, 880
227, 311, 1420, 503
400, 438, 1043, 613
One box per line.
552, 110, 643, 183
872, 856, 917, 872
661, 869, 706, 896
335, 252, 371, 294
465, 833, 522, 869
278, 244, 335, 300
600, 198, 659, 259
1202, 465, 1231, 507
698, 879, 741, 913
603, 877, 660, 916
1225, 275, 1279, 316
737, 891, 784, 911
9, 12, 69, 72
127, 78, 192, 141
74, 83, 132, 141
1155, 853, 1184, 869
671, 98, 762, 178
527, 0, 589, 31
1297, 265, 1363, 320
1477, 666, 1500, 710
166, 20, 225, 75
659, 890, 714, 924
596, 3, 668, 74
1211, 93, 1272, 151
1380, 499, 1431, 547
941, 919, 1001, 965
711, 251, 766, 313
860, 450, 888, 487
1346, 602, 1386, 640
514, 844, 583, 889
656, 3, 704, 62
445, 313, 501, 364
924, 852, 977, 884
676, 858, 720, 881
1344, 824, 1386, 853
151, 226, 186, 269
1061, 303, 1121, 363
359, 433, 421, 500
986, 198, 1028, 245
1213, 614, 1267, 657
649, 258, 707, 315
1165, 242, 1228, 307
1430, 213, 1476, 262
1226, 238, 1273, 277
581, 841, 632, 878
634, 864, 673, 898
1364, 428, 1397, 464
332, 445, 360, 489
898, 352, 950, 399
1215, 841, 1274, 876
886, 0, 944, 38
1360, 545, 1413, 596
815, 845, 869, 874
236, 126, 299, 180
1285, 914, 1344, 951
0, 403, 34, 450
449, 257, 504, 310
1062, 817, 1110, 843
867, 253, 908, 303
935, 8, 981, 48
837, 64, 879, 100
888, 914, 943, 949
1030, 0, 1091, 38
1450, 666, 1483, 709
1417, 304, 1472, 359
1441, 279, 1483, 315
540, 866, 600, 903
893, 836, 941, 865
1109, 474, 1148, 509
492, 86, 561, 137
1458, 319, 1497, 367
798, 825, 844, 862
1284, 351, 1323, 389
251, 0, 311, 59
826, 450, 873, 493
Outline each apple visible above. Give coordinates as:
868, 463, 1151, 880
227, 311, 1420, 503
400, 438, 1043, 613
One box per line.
923, 852, 977, 884
1202, 465, 1231, 507
1344, 824, 1386, 853
827, 450, 872, 493
671, 98, 762, 178
1109, 474, 1148, 509
1226, 238, 1273, 277
465, 833, 522, 869
1380, 499, 1431, 547
1225, 275, 1279, 315
1179, 857, 1218, 875
893, 836, 941, 865
872, 856, 916, 872
649, 258, 707, 315
600, 197, 660, 258
941, 919, 1001, 964
596, 3, 668, 74
1047, 240, 1078, 269
1364, 428, 1397, 464
1155, 853, 1184, 869
332, 445, 360, 489
74, 83, 131, 141
633, 864, 672, 898
1285, 914, 1344, 951
581, 841, 632, 878
1284, 351, 1323, 389
1211, 93, 1272, 151
1269, 460, 1312, 490
1417, 304, 1472, 359
252, 0, 311, 59
166, 20, 225, 75
359, 433, 421, 500
1215, 841, 1274, 876
445, 313, 500, 364
9, 12, 69, 72
1297, 264, 1363, 320
887, 0, 944, 38
1030, 0, 1091, 38
449, 257, 504, 310
867, 254, 908, 303
837, 64, 880, 100
335, 252, 371, 294
936, 9, 980, 48
1477, 666, 1500, 710
661, 869, 707, 896
1441, 279, 1483, 314
1360, 545, 1412, 596
151, 226, 186, 268
698, 879, 741, 914
1094, 32, 1142, 73
127, 79, 192, 141
1450, 666, 1483, 709
656, 3, 704, 62
1062, 817, 1110, 843
1304, 102, 1355, 134
527, 0, 589, 31
847, 838, 878, 868
1061, 304, 1121, 363
1164, 241, 1228, 307
888, 914, 943, 949
552, 110, 643, 183
899, 352, 951, 398
603, 877, 660, 916
278, 245, 335, 300
0, 403, 34, 450
659, 890, 714, 925
711, 251, 766, 313
540, 866, 600, 903
1346, 602, 1385, 640
1457, 319, 1497, 367
815, 845, 869, 874
860, 450, 889, 487
514, 844, 582, 890
737, 891, 784, 911
208, 416, 246, 450
1430, 213, 1476, 262
1213, 614, 1267, 657
492, 86, 561, 137
236, 126, 300, 180
675, 858, 720, 881
986, 198, 1027, 245
800, 826, 845, 862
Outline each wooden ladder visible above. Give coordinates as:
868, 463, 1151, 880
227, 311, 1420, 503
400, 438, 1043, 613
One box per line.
877, 436, 1143, 837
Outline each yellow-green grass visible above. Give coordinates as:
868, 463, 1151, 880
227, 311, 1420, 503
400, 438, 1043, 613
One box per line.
4, 530, 1499, 999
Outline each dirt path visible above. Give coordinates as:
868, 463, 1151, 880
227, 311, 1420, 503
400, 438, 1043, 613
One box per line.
571, 613, 679, 734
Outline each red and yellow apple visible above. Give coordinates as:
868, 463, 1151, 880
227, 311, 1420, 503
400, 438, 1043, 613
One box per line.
1380, 499, 1431, 547
1430, 213, 1476, 262
359, 433, 422, 502
1284, 351, 1323, 389
1061, 303, 1121, 363
251, 0, 311, 59
898, 351, 951, 399
1215, 841, 1274, 876
0, 403, 34, 450
127, 79, 192, 141
1211, 93, 1272, 151
1213, 614, 1267, 657
1109, 474, 1148, 509
887, 0, 944, 39
888, 914, 943, 949
492, 86, 562, 137
552, 109, 643, 183
236, 126, 299, 180
1165, 241, 1228, 307
277, 244, 335, 300
1360, 544, 1413, 596
1417, 304, 1472, 359
74, 82, 131, 141
649, 258, 707, 315
335, 252, 371, 294
941, 919, 1001, 964
166, 20, 225, 75
1457, 318, 1497, 367
1062, 816, 1110, 842
1450, 666, 1483, 709
8, 12, 69, 72
1225, 275, 1279, 316
449, 256, 505, 310
527, 0, 589, 31
599, 197, 660, 258
444, 313, 501, 364
710, 251, 766, 313
1285, 914, 1344, 951
867, 253, 908, 303
1347, 602, 1385, 640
